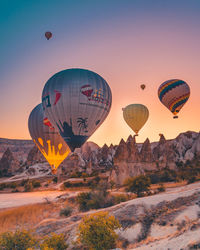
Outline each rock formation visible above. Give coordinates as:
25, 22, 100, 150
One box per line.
26, 146, 45, 166
0, 148, 20, 176
0, 131, 199, 182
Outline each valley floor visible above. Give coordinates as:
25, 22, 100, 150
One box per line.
0, 190, 78, 209
0, 181, 200, 249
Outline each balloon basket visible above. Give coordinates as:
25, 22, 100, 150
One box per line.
52, 169, 57, 175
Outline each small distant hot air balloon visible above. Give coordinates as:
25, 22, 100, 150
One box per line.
140, 84, 146, 90
28, 104, 70, 174
123, 104, 149, 136
158, 79, 190, 119
45, 31, 52, 40
42, 68, 112, 152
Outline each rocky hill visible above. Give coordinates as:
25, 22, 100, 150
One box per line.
0, 131, 199, 182
34, 181, 200, 250
0, 138, 34, 160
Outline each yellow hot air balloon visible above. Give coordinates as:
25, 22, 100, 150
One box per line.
122, 104, 149, 135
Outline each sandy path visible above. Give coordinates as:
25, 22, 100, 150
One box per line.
0, 191, 78, 209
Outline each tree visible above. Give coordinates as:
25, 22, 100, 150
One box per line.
124, 175, 151, 197
77, 211, 121, 250
110, 180, 115, 190
40, 233, 68, 250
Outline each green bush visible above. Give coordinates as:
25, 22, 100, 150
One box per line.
11, 188, 19, 193
114, 194, 128, 204
60, 206, 72, 217
53, 176, 58, 183
40, 233, 68, 250
24, 182, 33, 192
0, 183, 6, 190
76, 192, 91, 211
187, 175, 197, 184
0, 230, 38, 250
124, 175, 151, 197
20, 179, 28, 186
157, 183, 165, 193
9, 182, 17, 189
77, 211, 121, 250
32, 180, 41, 188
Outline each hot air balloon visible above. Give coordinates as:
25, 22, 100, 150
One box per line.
45, 31, 52, 40
140, 84, 146, 90
42, 68, 112, 152
158, 79, 190, 118
28, 104, 70, 174
123, 104, 149, 135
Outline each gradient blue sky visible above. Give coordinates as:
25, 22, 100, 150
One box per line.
0, 0, 200, 146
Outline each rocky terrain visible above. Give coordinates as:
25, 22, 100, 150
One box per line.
33, 181, 200, 249
0, 138, 34, 160
0, 131, 199, 185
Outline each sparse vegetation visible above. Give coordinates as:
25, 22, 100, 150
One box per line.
0, 203, 59, 233
40, 233, 68, 250
0, 183, 6, 190
0, 230, 38, 250
60, 205, 72, 217
32, 180, 41, 188
53, 176, 58, 183
0, 230, 68, 250
76, 181, 128, 211
157, 183, 165, 192
77, 211, 121, 250
8, 182, 17, 189
24, 181, 33, 192
124, 175, 151, 197
20, 179, 29, 186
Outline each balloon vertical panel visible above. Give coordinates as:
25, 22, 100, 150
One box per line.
42, 68, 112, 152
28, 104, 70, 171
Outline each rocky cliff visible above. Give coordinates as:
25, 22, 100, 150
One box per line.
0, 131, 199, 183
0, 148, 20, 176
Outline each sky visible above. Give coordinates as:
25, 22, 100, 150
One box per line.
0, 0, 199, 147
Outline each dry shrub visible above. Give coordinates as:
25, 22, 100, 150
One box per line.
0, 202, 59, 233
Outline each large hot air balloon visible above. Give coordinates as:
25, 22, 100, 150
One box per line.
123, 104, 149, 135
28, 104, 70, 173
45, 31, 52, 40
140, 84, 146, 90
158, 79, 190, 118
42, 68, 112, 152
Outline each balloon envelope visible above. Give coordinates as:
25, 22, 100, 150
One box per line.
42, 68, 112, 151
123, 104, 149, 135
140, 84, 146, 90
28, 104, 70, 172
45, 31, 52, 40
158, 79, 190, 118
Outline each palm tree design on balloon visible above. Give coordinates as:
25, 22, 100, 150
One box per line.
77, 117, 88, 135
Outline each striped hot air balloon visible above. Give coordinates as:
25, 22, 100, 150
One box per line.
123, 104, 149, 136
42, 68, 112, 152
158, 79, 190, 118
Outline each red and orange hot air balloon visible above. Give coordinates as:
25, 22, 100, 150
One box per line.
140, 84, 146, 90
45, 31, 52, 40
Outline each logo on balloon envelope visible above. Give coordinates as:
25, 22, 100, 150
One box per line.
42, 90, 61, 109
80, 85, 110, 106
43, 117, 54, 130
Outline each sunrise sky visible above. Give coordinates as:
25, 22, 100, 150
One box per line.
0, 0, 199, 146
